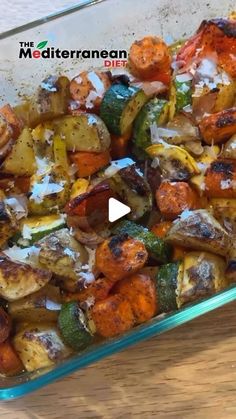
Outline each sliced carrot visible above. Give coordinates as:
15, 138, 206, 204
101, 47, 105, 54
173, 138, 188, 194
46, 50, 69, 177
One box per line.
0, 104, 23, 139
70, 71, 111, 112
65, 277, 115, 304
199, 108, 236, 145
96, 236, 148, 282
110, 132, 131, 159
151, 221, 172, 238
0, 340, 24, 376
205, 160, 236, 198
69, 150, 111, 177
114, 273, 158, 324
156, 181, 199, 220
128, 36, 171, 82
91, 294, 135, 337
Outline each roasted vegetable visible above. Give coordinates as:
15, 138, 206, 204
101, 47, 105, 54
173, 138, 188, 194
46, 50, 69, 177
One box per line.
0, 104, 23, 139
53, 134, 69, 172
65, 277, 114, 305
166, 209, 230, 256
0, 341, 23, 376
1, 128, 36, 176
177, 251, 227, 307
12, 214, 66, 247
133, 98, 169, 153
53, 114, 111, 152
114, 273, 158, 324
205, 160, 236, 198
209, 198, 236, 232
70, 70, 111, 112
156, 181, 199, 220
0, 307, 11, 343
58, 302, 94, 350
169, 75, 192, 119
14, 76, 70, 127
0, 200, 18, 248
190, 145, 220, 193
91, 294, 135, 337
176, 19, 236, 78
70, 178, 89, 199
100, 84, 148, 135
28, 165, 70, 215
128, 36, 171, 83
8, 284, 62, 322
0, 254, 51, 301
95, 235, 148, 282
13, 324, 71, 372
156, 262, 182, 312
37, 228, 89, 292
70, 150, 111, 178
103, 158, 152, 220
199, 108, 236, 145
146, 144, 200, 181
222, 134, 236, 159
113, 220, 171, 263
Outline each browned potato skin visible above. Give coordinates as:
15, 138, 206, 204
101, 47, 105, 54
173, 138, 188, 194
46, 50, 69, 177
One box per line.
0, 307, 11, 343
199, 108, 236, 144
114, 273, 158, 324
91, 294, 135, 337
95, 235, 148, 282
70, 71, 111, 111
0, 254, 52, 301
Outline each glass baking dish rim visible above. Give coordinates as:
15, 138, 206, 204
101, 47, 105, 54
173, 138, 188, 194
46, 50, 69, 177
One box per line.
1, 285, 236, 400
0, 0, 106, 40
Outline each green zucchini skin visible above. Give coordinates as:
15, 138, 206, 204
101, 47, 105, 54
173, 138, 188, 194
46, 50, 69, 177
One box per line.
100, 84, 148, 135
113, 220, 172, 264
174, 78, 192, 112
133, 98, 169, 152
156, 262, 180, 312
58, 302, 93, 350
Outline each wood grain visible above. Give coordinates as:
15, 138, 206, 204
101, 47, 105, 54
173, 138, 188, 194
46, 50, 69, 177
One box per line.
1, 302, 236, 418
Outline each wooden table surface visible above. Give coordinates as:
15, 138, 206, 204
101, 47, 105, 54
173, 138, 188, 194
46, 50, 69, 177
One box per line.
2, 2, 236, 418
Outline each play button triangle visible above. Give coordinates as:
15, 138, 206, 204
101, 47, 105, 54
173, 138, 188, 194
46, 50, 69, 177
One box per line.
108, 197, 131, 223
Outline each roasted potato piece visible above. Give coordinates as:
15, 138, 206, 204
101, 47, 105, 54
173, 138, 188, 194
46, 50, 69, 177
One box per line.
28, 165, 70, 215
209, 198, 236, 232
0, 104, 23, 139
91, 294, 135, 337
199, 108, 236, 145
14, 76, 70, 128
177, 251, 227, 307
1, 127, 36, 176
0, 200, 18, 248
37, 228, 89, 292
8, 284, 62, 323
222, 134, 236, 159
53, 114, 111, 152
0, 114, 12, 150
166, 209, 230, 256
114, 273, 158, 324
0, 254, 52, 301
95, 235, 148, 282
13, 324, 71, 372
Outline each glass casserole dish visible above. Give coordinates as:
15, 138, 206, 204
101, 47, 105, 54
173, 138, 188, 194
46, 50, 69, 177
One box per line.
0, 0, 236, 400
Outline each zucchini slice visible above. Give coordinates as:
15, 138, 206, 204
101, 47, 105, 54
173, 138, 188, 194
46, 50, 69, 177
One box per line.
12, 214, 66, 247
146, 143, 200, 181
100, 84, 148, 135
133, 98, 169, 153
58, 302, 94, 350
156, 262, 182, 312
113, 220, 172, 263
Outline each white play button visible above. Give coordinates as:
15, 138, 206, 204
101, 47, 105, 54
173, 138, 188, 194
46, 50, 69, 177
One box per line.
108, 197, 131, 223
